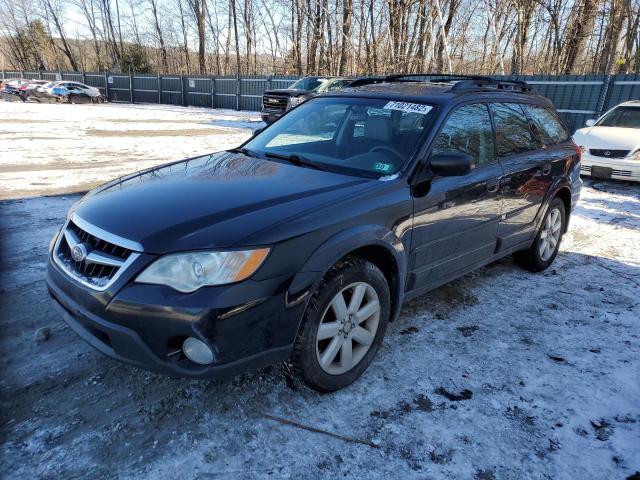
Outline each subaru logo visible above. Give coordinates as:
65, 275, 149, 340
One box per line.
604, 151, 611, 157
71, 243, 88, 262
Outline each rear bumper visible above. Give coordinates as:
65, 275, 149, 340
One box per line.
46, 252, 302, 379
580, 154, 640, 182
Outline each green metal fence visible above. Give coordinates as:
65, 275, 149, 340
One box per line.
2, 70, 639, 132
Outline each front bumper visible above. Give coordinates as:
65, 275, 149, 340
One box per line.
260, 110, 285, 124
46, 250, 303, 379
580, 153, 640, 182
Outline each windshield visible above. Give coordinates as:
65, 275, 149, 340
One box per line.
288, 77, 324, 92
597, 106, 640, 129
243, 96, 435, 178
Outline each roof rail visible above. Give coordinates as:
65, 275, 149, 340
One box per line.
348, 76, 388, 87
450, 78, 534, 93
348, 73, 534, 94
385, 73, 493, 82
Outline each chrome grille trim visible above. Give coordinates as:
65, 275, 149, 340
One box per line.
262, 94, 288, 111
589, 149, 630, 158
53, 215, 142, 291
71, 213, 143, 251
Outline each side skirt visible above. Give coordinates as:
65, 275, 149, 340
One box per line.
403, 238, 534, 303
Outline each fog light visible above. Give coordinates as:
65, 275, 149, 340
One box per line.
182, 337, 214, 365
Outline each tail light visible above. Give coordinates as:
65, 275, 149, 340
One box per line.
574, 144, 583, 162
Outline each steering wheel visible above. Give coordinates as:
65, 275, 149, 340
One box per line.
370, 145, 404, 162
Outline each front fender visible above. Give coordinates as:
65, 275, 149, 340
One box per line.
287, 224, 407, 320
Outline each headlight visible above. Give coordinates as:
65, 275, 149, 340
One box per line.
631, 149, 640, 160
136, 249, 270, 293
288, 96, 304, 107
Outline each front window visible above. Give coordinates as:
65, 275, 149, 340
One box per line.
243, 97, 435, 178
288, 77, 324, 92
433, 104, 495, 166
597, 106, 640, 129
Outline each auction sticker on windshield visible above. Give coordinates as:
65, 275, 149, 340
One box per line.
383, 101, 433, 115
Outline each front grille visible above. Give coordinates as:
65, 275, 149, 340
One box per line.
590, 149, 629, 158
55, 220, 135, 289
262, 95, 288, 111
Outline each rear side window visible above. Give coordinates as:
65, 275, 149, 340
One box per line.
524, 105, 570, 144
432, 104, 495, 166
490, 103, 538, 156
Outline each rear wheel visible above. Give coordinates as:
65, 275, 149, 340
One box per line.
292, 257, 390, 392
514, 197, 566, 272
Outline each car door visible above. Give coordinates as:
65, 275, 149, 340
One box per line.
491, 102, 551, 251
409, 103, 504, 291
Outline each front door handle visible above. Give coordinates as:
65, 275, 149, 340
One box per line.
542, 163, 552, 175
486, 179, 500, 193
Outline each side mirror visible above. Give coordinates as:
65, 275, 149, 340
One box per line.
429, 152, 475, 176
585, 119, 596, 127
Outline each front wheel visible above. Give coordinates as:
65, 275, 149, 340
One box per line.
514, 198, 566, 272
291, 258, 390, 392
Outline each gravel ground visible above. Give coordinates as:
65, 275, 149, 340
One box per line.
0, 102, 639, 479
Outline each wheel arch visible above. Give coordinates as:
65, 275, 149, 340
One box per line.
553, 185, 572, 232
288, 225, 407, 324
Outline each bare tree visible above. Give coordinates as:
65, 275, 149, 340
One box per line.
1, 0, 637, 76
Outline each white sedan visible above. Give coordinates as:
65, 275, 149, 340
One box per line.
573, 101, 640, 182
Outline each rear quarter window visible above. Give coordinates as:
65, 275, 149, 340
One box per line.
524, 105, 570, 144
490, 103, 538, 156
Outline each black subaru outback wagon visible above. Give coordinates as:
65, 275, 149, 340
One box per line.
47, 75, 582, 391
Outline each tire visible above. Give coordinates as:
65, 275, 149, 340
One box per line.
292, 257, 391, 392
513, 197, 566, 272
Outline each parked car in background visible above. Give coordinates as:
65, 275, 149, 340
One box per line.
0, 79, 30, 101
26, 82, 62, 103
574, 101, 640, 182
261, 76, 352, 124
47, 74, 581, 392
21, 80, 49, 100
30, 81, 105, 104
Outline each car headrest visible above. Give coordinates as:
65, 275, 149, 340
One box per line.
363, 115, 392, 142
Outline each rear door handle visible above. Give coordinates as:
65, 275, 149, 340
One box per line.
542, 163, 552, 175
486, 180, 500, 193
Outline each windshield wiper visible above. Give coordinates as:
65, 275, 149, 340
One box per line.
227, 147, 261, 158
263, 152, 326, 171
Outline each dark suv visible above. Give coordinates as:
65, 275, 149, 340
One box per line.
46, 75, 582, 392
261, 76, 352, 124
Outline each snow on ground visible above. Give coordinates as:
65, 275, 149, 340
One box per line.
0, 101, 261, 199
0, 102, 639, 479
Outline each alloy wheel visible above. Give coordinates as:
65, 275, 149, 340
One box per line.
315, 282, 380, 375
539, 207, 562, 261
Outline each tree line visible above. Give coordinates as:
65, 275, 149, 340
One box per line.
0, 0, 638, 76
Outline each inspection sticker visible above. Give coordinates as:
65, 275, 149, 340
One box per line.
383, 101, 432, 115
373, 162, 392, 172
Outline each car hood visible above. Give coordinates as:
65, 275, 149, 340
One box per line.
73, 152, 372, 253
573, 126, 640, 151
263, 89, 311, 97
